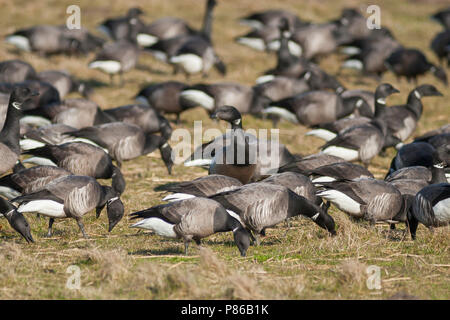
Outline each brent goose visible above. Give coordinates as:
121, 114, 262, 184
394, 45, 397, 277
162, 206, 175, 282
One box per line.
13, 175, 124, 238
22, 142, 126, 195
0, 86, 38, 175
130, 197, 251, 256
98, 7, 145, 41
210, 183, 336, 244
0, 165, 72, 199
161, 174, 243, 202
0, 60, 36, 83
407, 183, 450, 240
0, 197, 34, 243
430, 30, 450, 67
385, 48, 448, 85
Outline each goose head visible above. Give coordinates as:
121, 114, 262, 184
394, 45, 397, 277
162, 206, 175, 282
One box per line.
375, 83, 399, 103
414, 84, 443, 98
0, 198, 34, 243
106, 194, 124, 232
127, 7, 144, 18
429, 66, 448, 86
232, 226, 251, 257
210, 105, 242, 128
9, 86, 39, 110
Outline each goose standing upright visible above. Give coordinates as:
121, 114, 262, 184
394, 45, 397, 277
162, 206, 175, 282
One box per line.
0, 86, 38, 175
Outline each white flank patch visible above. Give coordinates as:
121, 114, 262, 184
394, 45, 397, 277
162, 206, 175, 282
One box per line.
342, 59, 363, 70
18, 200, 65, 218
184, 158, 212, 167
262, 107, 299, 124
20, 139, 45, 151
137, 33, 158, 47
255, 75, 275, 84
446, 173, 450, 183
162, 193, 195, 202
395, 142, 404, 150
339, 46, 361, 55
316, 189, 361, 215
88, 61, 121, 74
239, 19, 264, 30
130, 217, 177, 237
20, 116, 51, 127
305, 129, 337, 142
322, 146, 359, 162
23, 157, 57, 166
169, 54, 203, 74
226, 209, 244, 226
97, 25, 112, 39
135, 96, 150, 106
5, 36, 31, 51
433, 198, 450, 223
266, 40, 302, 56
0, 186, 21, 200
180, 90, 215, 111
236, 37, 266, 51
312, 176, 336, 183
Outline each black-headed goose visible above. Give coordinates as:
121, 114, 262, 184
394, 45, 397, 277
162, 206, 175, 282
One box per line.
316, 178, 404, 223
22, 142, 126, 195
210, 183, 336, 243
13, 175, 124, 238
161, 174, 243, 202
385, 48, 448, 85
97, 7, 145, 41
65, 122, 173, 173
407, 183, 450, 240
179, 82, 270, 115
0, 197, 34, 243
0, 60, 36, 83
36, 70, 92, 98
0, 86, 38, 175
0, 165, 72, 200
320, 83, 399, 167
430, 30, 450, 67
130, 197, 251, 256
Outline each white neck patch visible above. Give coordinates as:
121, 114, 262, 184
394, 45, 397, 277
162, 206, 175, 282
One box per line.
376, 98, 386, 105
311, 212, 320, 221
282, 31, 291, 38
434, 163, 445, 169
108, 197, 119, 204
234, 119, 241, 126
304, 72, 311, 80
414, 90, 421, 99
4, 209, 15, 218
232, 227, 240, 233
12, 102, 22, 110
161, 142, 169, 148
356, 99, 363, 108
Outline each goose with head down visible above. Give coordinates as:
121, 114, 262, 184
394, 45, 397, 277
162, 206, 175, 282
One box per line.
13, 175, 124, 238
0, 197, 34, 243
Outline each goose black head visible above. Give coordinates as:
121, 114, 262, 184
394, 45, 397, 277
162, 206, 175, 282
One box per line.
415, 84, 443, 98
278, 18, 291, 33
127, 7, 144, 18
207, 0, 217, 9
429, 66, 448, 86
376, 83, 400, 99
9, 86, 39, 110
160, 142, 174, 175
0, 198, 34, 243
233, 226, 251, 257
312, 208, 337, 236
210, 105, 242, 127
111, 165, 126, 195
106, 195, 124, 232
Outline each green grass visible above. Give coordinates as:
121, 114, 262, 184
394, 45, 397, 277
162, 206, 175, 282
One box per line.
0, 0, 449, 299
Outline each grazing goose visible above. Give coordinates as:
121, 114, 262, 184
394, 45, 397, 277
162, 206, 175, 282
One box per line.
385, 166, 432, 183
97, 7, 145, 41
0, 165, 72, 199
160, 174, 243, 202
278, 153, 345, 175
306, 117, 372, 142
36, 70, 92, 98
239, 9, 305, 30
0, 60, 36, 83
252, 76, 310, 103
387, 142, 437, 175
13, 175, 124, 238
320, 84, 399, 166
137, 17, 194, 47
407, 183, 450, 240
431, 7, 450, 29
184, 106, 296, 180
0, 86, 37, 175
385, 48, 448, 85
22, 142, 126, 195
316, 178, 404, 223
179, 82, 270, 115
378, 85, 443, 150
210, 183, 336, 243
135, 81, 190, 123
89, 17, 140, 86
414, 124, 450, 143
263, 89, 365, 127
130, 197, 251, 256
0, 197, 34, 243
65, 122, 173, 173
20, 124, 85, 150
308, 162, 374, 184
430, 30, 450, 67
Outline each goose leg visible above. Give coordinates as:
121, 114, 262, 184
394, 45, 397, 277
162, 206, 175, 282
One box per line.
76, 218, 89, 239
109, 74, 114, 86
408, 217, 418, 240
184, 241, 189, 255
46, 218, 55, 237
176, 114, 180, 125
119, 71, 124, 87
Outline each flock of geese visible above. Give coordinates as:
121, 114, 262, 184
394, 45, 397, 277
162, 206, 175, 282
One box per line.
0, 1, 449, 257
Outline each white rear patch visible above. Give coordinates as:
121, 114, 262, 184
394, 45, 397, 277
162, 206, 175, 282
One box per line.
137, 33, 158, 47
184, 158, 212, 167
267, 40, 302, 56
306, 129, 337, 141
255, 75, 275, 84
20, 116, 51, 127
342, 59, 363, 70
262, 107, 299, 124
170, 54, 203, 74
0, 186, 21, 199
89, 61, 121, 74
180, 90, 215, 111
130, 217, 177, 238
5, 36, 31, 51
162, 193, 195, 202
20, 139, 45, 151
322, 146, 359, 162
23, 157, 57, 167
312, 176, 336, 183
316, 189, 361, 216
236, 37, 266, 51
18, 200, 65, 218
340, 46, 361, 55
433, 198, 450, 223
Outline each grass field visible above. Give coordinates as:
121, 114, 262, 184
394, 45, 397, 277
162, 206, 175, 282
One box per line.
0, 0, 449, 299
